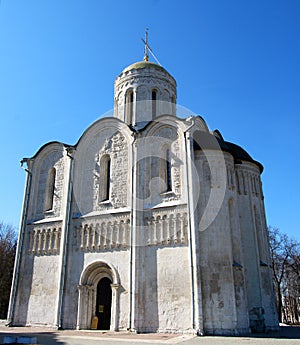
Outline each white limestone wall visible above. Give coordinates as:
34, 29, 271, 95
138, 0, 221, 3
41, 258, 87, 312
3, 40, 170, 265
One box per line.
235, 162, 278, 331
25, 255, 60, 326
13, 169, 63, 328
13, 223, 61, 327
84, 251, 130, 328
12, 107, 278, 334
227, 195, 250, 333
157, 246, 192, 332
199, 209, 245, 334
72, 119, 132, 217
138, 119, 185, 208
13, 251, 34, 326
61, 213, 131, 330
137, 118, 191, 332
62, 249, 131, 330
60, 118, 133, 330
13, 216, 65, 328
141, 246, 192, 333
238, 164, 278, 330
236, 165, 262, 310
195, 147, 278, 333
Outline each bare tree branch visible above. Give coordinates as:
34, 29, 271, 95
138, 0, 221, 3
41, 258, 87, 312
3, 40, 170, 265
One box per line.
0, 222, 17, 319
269, 226, 300, 324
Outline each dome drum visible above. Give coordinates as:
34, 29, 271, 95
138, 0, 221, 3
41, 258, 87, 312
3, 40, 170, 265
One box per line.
114, 61, 177, 126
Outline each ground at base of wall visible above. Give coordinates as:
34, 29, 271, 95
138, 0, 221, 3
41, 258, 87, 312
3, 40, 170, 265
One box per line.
0, 325, 188, 341
2, 324, 300, 341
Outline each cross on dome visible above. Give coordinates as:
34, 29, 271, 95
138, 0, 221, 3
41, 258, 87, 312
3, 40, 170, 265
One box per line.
142, 28, 149, 61
141, 28, 161, 65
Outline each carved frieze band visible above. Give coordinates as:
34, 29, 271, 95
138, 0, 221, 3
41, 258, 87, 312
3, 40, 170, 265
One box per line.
73, 209, 187, 250
236, 170, 262, 197
145, 211, 187, 246
74, 218, 130, 252
28, 225, 61, 255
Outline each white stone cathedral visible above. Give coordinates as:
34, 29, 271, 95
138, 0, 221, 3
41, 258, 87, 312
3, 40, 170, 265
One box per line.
8, 54, 278, 335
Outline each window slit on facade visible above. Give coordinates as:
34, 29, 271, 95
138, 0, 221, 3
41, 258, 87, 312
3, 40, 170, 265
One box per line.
99, 155, 111, 202
152, 89, 157, 118
45, 167, 56, 211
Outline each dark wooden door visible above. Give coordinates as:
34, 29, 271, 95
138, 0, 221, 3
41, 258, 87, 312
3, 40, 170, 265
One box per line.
96, 277, 112, 330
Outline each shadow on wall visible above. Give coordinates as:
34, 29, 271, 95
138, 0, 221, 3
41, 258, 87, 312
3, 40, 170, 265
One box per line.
248, 325, 300, 340
61, 202, 85, 329
12, 246, 35, 326
0, 331, 65, 345
143, 245, 159, 332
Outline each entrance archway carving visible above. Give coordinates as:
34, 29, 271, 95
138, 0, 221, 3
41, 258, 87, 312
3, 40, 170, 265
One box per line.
76, 261, 120, 330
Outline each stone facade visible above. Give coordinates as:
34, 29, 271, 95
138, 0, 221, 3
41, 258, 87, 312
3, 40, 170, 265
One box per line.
8, 60, 278, 335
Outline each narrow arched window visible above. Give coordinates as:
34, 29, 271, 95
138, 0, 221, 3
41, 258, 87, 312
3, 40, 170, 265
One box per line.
254, 205, 266, 263
166, 149, 172, 192
159, 146, 172, 193
229, 199, 239, 262
45, 167, 56, 211
125, 90, 134, 124
114, 98, 118, 118
99, 155, 111, 202
152, 89, 157, 118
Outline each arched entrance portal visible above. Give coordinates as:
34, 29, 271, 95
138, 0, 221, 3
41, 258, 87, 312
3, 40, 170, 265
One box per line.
96, 277, 112, 330
76, 261, 120, 330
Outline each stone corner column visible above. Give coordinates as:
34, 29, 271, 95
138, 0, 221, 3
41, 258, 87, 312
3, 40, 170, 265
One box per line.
76, 284, 85, 330
110, 283, 121, 331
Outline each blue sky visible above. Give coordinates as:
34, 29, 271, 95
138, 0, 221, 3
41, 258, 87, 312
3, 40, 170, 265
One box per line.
0, 0, 299, 239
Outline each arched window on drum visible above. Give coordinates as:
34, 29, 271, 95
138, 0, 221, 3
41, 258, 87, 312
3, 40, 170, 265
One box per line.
125, 89, 134, 125
152, 89, 158, 119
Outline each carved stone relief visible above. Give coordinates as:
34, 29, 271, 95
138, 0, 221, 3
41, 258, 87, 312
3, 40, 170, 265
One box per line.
35, 151, 64, 220
93, 131, 128, 210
